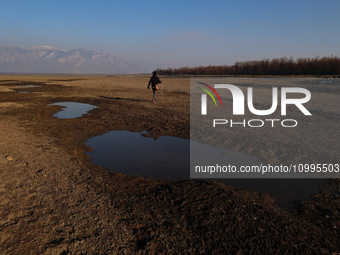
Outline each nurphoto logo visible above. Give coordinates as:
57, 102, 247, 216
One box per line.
198, 82, 312, 128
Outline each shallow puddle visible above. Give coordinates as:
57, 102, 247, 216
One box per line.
51, 102, 98, 119
86, 131, 190, 179
16, 84, 40, 88
86, 131, 325, 209
219, 176, 325, 209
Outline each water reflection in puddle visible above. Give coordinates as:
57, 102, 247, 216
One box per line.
86, 131, 325, 209
51, 102, 98, 119
16, 85, 40, 88
87, 131, 190, 179
87, 131, 262, 179
219, 178, 325, 209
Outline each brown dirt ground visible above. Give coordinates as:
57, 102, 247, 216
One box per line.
0, 75, 339, 254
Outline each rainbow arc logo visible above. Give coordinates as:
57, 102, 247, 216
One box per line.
197, 82, 222, 106
197, 82, 222, 115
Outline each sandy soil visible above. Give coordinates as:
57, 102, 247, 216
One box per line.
0, 75, 339, 254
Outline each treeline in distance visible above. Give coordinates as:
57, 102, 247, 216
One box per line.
157, 56, 340, 76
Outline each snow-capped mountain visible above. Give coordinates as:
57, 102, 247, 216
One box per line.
0, 45, 141, 74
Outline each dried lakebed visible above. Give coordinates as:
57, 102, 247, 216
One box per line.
0, 76, 338, 254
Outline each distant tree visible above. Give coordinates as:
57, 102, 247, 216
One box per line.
157, 56, 340, 76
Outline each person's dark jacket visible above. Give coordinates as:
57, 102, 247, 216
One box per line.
148, 74, 162, 90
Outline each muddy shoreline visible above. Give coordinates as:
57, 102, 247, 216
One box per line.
0, 76, 339, 254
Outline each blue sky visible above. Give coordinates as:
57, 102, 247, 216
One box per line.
0, 0, 339, 70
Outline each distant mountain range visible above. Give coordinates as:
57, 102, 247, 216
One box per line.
0, 45, 143, 74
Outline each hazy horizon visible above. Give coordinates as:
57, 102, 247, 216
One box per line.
1, 0, 340, 72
